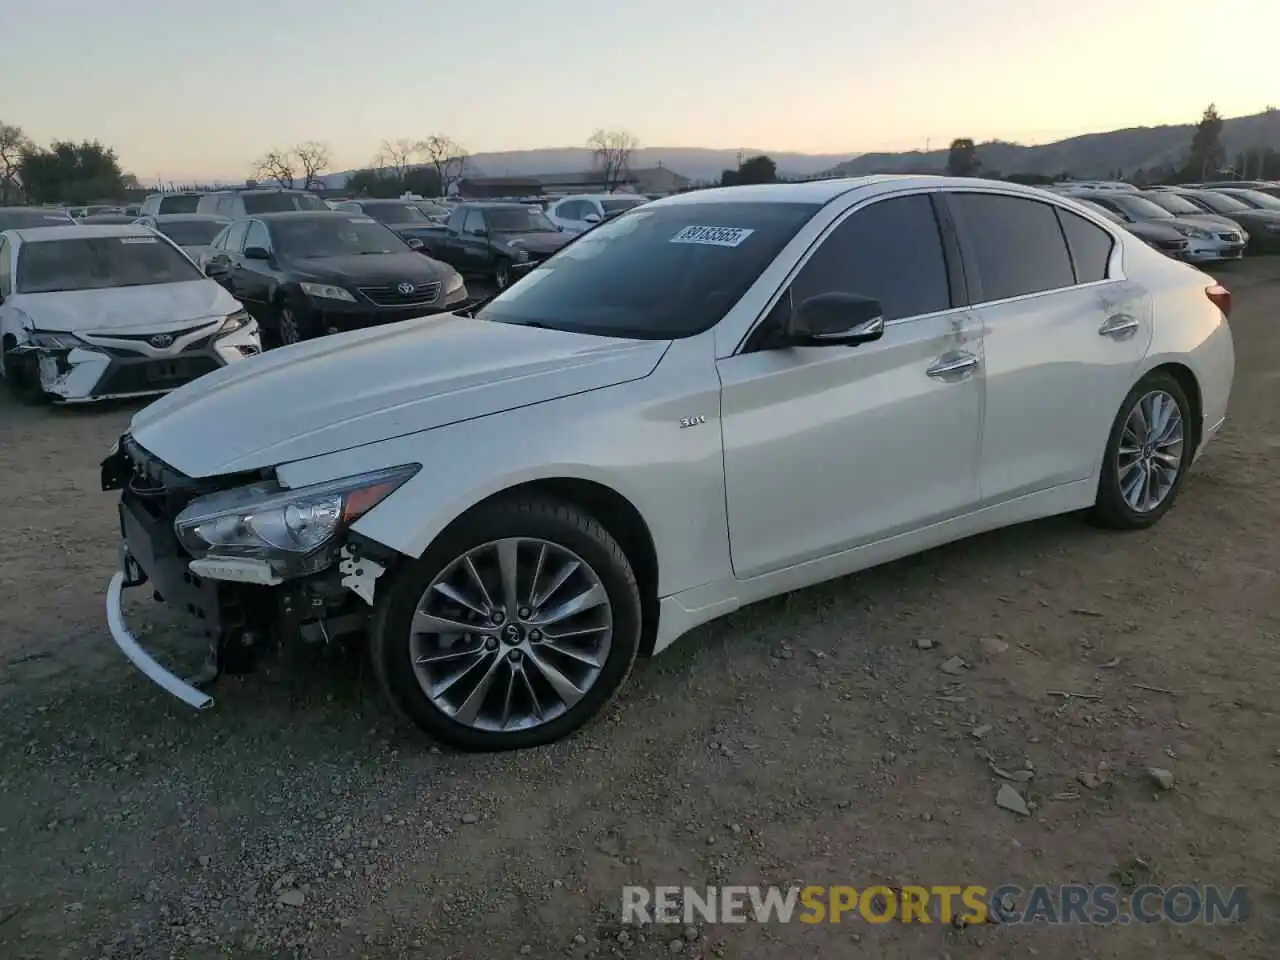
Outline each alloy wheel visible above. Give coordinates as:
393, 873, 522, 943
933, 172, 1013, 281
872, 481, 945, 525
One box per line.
496, 262, 510, 290
278, 306, 300, 345
410, 538, 614, 732
1117, 389, 1184, 513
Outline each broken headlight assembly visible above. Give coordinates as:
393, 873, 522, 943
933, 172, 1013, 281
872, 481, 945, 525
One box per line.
25, 330, 84, 350
216, 309, 252, 337
173, 464, 419, 577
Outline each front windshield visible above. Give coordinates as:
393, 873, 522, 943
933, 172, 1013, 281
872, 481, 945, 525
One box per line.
1226, 189, 1280, 211
476, 200, 820, 340
1188, 191, 1249, 213
1079, 201, 1123, 223
16, 235, 204, 294
1111, 196, 1173, 220
487, 207, 558, 233
1144, 193, 1203, 216
270, 216, 405, 257
364, 203, 430, 223
242, 192, 329, 214
416, 203, 450, 217
0, 210, 74, 229
157, 219, 225, 246
601, 196, 648, 215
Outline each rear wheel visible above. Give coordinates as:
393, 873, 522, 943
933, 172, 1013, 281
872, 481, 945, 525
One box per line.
370, 497, 642, 751
1092, 371, 1194, 530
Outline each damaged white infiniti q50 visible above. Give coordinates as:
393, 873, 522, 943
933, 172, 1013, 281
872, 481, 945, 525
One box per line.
0, 224, 262, 403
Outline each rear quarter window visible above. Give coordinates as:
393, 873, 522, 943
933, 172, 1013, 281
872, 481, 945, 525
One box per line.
1055, 208, 1114, 284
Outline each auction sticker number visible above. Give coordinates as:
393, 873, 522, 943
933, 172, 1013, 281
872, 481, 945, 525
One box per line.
670, 225, 755, 247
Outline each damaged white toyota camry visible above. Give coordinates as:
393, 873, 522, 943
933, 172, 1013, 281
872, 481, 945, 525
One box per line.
100, 177, 1234, 752
0, 224, 261, 403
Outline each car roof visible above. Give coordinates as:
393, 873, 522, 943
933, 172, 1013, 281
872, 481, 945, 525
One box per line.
150, 213, 229, 222
251, 210, 362, 222
1, 206, 71, 215
645, 175, 1070, 208
11, 223, 155, 242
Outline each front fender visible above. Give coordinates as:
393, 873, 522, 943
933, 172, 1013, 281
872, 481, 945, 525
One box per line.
274, 332, 730, 598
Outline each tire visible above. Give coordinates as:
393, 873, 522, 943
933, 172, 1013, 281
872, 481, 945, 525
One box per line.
270, 297, 313, 347
369, 496, 642, 751
494, 258, 513, 290
2, 338, 47, 405
1091, 370, 1194, 530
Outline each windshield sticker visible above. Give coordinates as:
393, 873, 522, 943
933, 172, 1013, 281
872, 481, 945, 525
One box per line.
670, 225, 755, 247
119, 237, 158, 243
348, 217, 376, 224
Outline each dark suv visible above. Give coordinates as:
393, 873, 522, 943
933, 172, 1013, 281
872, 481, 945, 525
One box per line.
139, 192, 205, 216
196, 188, 329, 219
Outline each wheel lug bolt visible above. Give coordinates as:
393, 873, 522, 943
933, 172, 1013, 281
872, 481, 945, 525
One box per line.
508, 649, 522, 662
518, 607, 532, 619
485, 637, 498, 651
529, 630, 542, 642
489, 612, 504, 625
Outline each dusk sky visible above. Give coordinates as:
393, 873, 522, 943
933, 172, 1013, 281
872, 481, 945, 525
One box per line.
4, 0, 1274, 182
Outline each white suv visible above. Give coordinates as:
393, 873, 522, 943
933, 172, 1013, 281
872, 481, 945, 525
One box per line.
544, 193, 651, 233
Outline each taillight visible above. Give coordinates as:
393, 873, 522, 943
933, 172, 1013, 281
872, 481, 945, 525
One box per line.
1205, 283, 1231, 318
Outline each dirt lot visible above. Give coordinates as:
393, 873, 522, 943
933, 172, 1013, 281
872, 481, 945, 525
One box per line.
1, 261, 1278, 960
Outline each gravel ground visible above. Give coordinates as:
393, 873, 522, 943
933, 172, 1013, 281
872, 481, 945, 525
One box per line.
1, 261, 1278, 960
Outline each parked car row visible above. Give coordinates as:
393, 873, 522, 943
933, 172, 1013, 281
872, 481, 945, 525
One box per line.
1050, 180, 1280, 260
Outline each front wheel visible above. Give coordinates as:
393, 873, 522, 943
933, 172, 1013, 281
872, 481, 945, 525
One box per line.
369, 497, 642, 751
494, 258, 513, 290
1091, 371, 1194, 530
2, 338, 47, 405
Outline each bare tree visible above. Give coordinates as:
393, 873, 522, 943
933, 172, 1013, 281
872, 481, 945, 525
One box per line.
0, 121, 30, 203
294, 140, 331, 190
418, 134, 469, 196
255, 150, 296, 188
375, 138, 418, 180
587, 129, 640, 192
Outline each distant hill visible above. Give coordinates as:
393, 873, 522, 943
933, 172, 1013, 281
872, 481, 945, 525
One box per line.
323, 147, 852, 189
825, 109, 1280, 179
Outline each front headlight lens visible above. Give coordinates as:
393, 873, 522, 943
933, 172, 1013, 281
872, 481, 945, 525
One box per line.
299, 282, 357, 302
27, 330, 83, 349
217, 309, 252, 336
174, 464, 419, 571
444, 270, 464, 294
1173, 224, 1211, 239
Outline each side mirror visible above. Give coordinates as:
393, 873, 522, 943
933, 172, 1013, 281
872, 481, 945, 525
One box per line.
406, 237, 425, 250
785, 292, 886, 347
467, 226, 487, 237
204, 260, 229, 277
583, 213, 602, 224
243, 246, 271, 261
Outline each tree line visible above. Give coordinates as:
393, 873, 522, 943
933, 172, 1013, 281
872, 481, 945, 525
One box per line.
0, 121, 137, 205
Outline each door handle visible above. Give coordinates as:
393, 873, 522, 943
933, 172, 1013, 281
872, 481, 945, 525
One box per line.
1099, 313, 1140, 338
927, 351, 980, 379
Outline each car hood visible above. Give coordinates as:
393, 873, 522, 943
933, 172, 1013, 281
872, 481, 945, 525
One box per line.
284, 251, 453, 285
386, 222, 445, 237
128, 315, 669, 477
498, 231, 570, 254
13, 279, 241, 333
1175, 214, 1244, 232
1220, 208, 1280, 226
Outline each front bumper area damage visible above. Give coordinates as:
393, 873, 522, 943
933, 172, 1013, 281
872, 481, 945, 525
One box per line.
101, 436, 397, 709
18, 317, 261, 402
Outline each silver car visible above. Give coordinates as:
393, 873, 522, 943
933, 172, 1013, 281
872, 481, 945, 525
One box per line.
1069, 192, 1245, 262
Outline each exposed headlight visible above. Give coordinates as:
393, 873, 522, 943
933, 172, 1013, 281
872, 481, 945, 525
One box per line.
217, 309, 252, 336
1172, 224, 1212, 240
174, 465, 419, 576
444, 270, 464, 295
299, 282, 357, 302
26, 330, 83, 350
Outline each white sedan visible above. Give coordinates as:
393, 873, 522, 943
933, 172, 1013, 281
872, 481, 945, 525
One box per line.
543, 192, 651, 233
101, 177, 1233, 751
0, 224, 262, 403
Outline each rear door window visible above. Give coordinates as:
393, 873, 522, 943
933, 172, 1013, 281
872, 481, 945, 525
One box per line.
948, 193, 1076, 303
223, 221, 250, 253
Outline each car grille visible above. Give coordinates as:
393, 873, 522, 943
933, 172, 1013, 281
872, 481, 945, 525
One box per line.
92, 357, 223, 397
1218, 233, 1241, 242
358, 281, 441, 307
1156, 239, 1188, 251
84, 322, 219, 357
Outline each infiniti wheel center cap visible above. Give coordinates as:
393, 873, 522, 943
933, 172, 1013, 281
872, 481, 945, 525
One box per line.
502, 623, 523, 645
